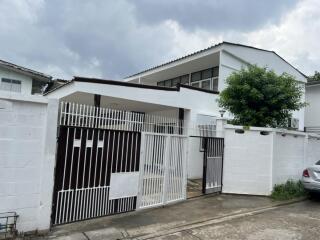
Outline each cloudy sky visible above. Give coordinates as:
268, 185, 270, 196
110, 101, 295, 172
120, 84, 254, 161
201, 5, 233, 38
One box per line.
0, 0, 319, 80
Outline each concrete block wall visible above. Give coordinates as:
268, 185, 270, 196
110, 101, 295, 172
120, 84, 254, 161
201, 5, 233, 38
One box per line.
0, 93, 58, 233
223, 125, 320, 196
223, 127, 273, 195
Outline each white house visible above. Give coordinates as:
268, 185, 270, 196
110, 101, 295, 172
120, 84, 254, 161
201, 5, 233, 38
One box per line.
0, 59, 52, 96
125, 41, 307, 130
1, 42, 310, 234
46, 41, 307, 182
305, 81, 320, 133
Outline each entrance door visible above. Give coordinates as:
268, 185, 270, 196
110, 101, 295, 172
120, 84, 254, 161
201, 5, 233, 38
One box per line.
202, 137, 224, 194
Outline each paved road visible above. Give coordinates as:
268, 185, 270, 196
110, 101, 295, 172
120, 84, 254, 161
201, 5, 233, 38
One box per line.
149, 198, 320, 240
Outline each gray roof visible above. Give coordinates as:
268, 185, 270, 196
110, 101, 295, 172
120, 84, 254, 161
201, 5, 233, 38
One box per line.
0, 59, 52, 80
125, 41, 306, 79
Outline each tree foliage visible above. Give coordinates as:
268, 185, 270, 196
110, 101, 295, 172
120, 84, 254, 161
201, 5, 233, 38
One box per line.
308, 71, 320, 82
219, 65, 306, 128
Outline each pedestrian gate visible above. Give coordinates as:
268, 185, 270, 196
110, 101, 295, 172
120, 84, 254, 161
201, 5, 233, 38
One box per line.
52, 102, 188, 225
202, 137, 224, 194
137, 133, 187, 209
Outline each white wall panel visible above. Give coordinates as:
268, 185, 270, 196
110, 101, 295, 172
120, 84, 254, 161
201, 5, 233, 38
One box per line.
0, 96, 58, 233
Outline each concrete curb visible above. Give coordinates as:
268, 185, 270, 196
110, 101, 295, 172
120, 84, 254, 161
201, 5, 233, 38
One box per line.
131, 197, 307, 240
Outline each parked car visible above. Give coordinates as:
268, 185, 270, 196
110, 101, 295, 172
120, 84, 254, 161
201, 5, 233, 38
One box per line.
302, 160, 320, 193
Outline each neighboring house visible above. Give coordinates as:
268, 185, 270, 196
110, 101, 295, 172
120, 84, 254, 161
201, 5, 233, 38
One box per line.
125, 41, 307, 130
305, 80, 320, 133
0, 59, 52, 95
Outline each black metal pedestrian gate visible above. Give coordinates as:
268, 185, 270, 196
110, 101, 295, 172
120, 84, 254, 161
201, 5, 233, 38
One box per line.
202, 137, 224, 194
51, 102, 188, 225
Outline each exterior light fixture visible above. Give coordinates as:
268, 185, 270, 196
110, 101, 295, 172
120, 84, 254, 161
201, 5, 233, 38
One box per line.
219, 109, 226, 117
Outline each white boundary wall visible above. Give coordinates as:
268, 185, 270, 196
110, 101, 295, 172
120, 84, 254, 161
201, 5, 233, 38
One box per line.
223, 125, 320, 195
0, 92, 58, 233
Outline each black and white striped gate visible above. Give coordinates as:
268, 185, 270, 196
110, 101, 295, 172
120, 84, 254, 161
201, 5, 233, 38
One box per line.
52, 102, 188, 225
202, 137, 224, 194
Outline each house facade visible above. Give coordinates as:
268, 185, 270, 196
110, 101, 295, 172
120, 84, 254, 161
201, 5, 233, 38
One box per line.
0, 59, 52, 96
125, 42, 307, 130
46, 41, 308, 188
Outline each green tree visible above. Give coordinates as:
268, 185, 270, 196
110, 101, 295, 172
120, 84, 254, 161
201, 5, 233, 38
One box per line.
218, 65, 306, 128
308, 71, 320, 82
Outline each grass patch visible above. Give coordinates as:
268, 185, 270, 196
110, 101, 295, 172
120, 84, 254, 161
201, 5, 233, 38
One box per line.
271, 180, 307, 201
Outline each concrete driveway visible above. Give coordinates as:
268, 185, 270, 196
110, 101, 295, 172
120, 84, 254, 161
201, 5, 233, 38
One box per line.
149, 198, 320, 240
30, 194, 320, 239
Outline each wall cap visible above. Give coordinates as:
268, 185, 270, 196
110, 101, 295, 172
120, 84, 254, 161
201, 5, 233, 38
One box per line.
0, 91, 49, 104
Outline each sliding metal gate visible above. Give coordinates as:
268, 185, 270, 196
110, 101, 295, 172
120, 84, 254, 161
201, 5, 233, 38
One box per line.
52, 102, 188, 225
137, 133, 187, 209
52, 127, 141, 225
202, 137, 224, 194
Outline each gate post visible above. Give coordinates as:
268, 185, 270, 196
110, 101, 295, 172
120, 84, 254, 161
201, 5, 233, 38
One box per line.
216, 117, 227, 138
136, 133, 146, 209
162, 135, 171, 205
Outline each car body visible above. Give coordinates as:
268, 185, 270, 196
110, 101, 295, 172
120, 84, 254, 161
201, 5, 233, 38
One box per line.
302, 160, 320, 192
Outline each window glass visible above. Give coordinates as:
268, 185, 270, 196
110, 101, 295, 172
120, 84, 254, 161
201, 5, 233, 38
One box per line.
157, 81, 165, 86
180, 75, 189, 84
11, 81, 21, 92
0, 79, 11, 91
191, 82, 200, 88
164, 79, 172, 87
0, 78, 21, 92
201, 79, 211, 90
202, 69, 212, 79
171, 77, 180, 86
191, 72, 201, 82
212, 78, 218, 91
316, 160, 320, 165
213, 67, 219, 77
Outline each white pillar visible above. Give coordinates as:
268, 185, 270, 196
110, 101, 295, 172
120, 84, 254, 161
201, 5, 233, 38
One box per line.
38, 98, 59, 231
216, 117, 227, 138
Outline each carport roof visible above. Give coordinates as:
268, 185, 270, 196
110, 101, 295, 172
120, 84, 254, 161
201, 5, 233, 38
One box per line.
44, 76, 219, 95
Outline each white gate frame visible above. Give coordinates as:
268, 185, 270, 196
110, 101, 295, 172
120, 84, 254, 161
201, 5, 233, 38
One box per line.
137, 132, 188, 209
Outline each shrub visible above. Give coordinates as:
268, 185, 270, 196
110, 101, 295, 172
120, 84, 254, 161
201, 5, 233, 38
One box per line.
271, 180, 307, 200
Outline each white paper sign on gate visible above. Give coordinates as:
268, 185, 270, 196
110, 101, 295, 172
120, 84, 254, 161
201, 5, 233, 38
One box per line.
109, 172, 140, 199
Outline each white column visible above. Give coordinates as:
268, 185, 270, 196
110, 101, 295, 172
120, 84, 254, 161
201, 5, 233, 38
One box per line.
215, 117, 227, 138
38, 98, 59, 231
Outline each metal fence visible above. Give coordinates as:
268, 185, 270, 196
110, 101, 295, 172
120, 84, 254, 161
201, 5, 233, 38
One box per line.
59, 102, 186, 135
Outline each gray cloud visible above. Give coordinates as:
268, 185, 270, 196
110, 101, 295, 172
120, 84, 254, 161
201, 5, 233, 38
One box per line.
0, 0, 312, 81
133, 0, 298, 32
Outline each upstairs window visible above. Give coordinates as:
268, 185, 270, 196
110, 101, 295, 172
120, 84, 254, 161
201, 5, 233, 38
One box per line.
191, 67, 219, 91
157, 66, 219, 91
0, 78, 21, 93
32, 79, 47, 94
157, 74, 189, 87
